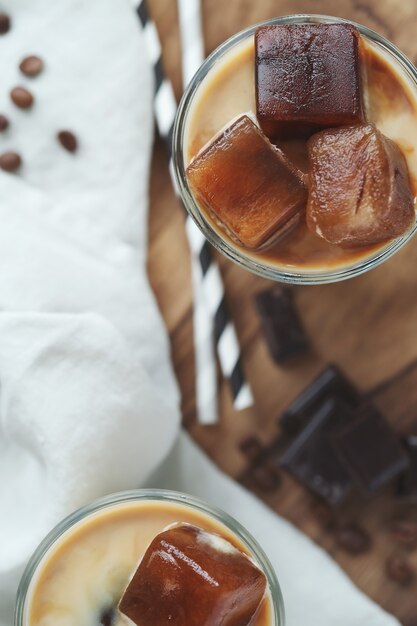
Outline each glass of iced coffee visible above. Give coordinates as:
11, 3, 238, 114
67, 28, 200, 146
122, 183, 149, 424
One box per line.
15, 489, 284, 626
173, 15, 417, 284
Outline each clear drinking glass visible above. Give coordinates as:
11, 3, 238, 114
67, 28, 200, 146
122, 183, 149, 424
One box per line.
172, 14, 417, 285
15, 489, 285, 626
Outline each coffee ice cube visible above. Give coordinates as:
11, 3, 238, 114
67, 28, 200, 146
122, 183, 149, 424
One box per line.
187, 114, 307, 249
255, 24, 365, 138
119, 523, 266, 626
307, 124, 415, 247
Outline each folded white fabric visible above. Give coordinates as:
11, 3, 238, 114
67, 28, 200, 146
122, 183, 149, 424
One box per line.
0, 2, 400, 626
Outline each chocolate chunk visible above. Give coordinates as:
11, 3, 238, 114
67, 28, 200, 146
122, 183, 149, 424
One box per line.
255, 23, 365, 139
280, 398, 354, 505
99, 606, 115, 626
332, 405, 409, 492
19, 55, 44, 77
10, 86, 34, 109
186, 114, 307, 250
397, 435, 417, 500
385, 554, 415, 587
0, 13, 10, 35
57, 130, 78, 153
280, 365, 360, 435
307, 124, 415, 247
334, 523, 371, 555
0, 151, 21, 172
390, 519, 417, 548
0, 114, 9, 131
254, 287, 309, 363
239, 436, 264, 461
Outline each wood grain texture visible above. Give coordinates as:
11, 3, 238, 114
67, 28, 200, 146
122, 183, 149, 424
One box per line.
147, 1, 417, 622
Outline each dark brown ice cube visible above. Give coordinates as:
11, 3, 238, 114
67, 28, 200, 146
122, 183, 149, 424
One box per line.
307, 124, 415, 246
255, 24, 365, 139
119, 523, 267, 626
186, 115, 307, 249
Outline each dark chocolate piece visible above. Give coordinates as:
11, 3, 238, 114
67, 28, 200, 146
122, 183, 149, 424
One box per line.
397, 435, 417, 500
334, 523, 371, 555
255, 23, 365, 139
332, 405, 409, 492
254, 287, 309, 363
0, 13, 10, 35
280, 398, 354, 505
0, 114, 9, 131
280, 365, 360, 435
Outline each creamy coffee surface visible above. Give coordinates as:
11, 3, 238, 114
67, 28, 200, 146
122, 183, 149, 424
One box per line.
26, 501, 272, 626
185, 35, 417, 271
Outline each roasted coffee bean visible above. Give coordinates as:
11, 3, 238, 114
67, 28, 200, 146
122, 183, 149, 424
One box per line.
250, 464, 281, 493
0, 13, 10, 34
309, 500, 335, 529
391, 519, 417, 547
334, 523, 371, 555
239, 436, 263, 461
0, 114, 9, 131
0, 151, 21, 172
19, 55, 44, 77
385, 554, 415, 586
57, 130, 78, 152
10, 86, 34, 109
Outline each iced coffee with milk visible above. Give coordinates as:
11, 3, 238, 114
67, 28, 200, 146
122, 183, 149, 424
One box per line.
15, 491, 282, 626
176, 17, 417, 280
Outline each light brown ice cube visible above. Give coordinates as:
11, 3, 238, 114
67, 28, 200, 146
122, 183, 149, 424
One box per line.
307, 124, 415, 246
118, 523, 267, 626
186, 115, 307, 249
255, 24, 365, 139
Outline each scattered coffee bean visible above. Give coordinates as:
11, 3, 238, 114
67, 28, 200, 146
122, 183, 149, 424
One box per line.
334, 523, 371, 555
57, 130, 78, 153
249, 464, 281, 493
10, 86, 34, 109
391, 519, 417, 548
385, 554, 415, 587
19, 55, 44, 77
0, 13, 10, 35
0, 114, 9, 131
0, 151, 21, 172
309, 499, 335, 529
239, 436, 263, 461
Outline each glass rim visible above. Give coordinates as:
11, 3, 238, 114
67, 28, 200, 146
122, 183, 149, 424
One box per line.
14, 488, 285, 626
172, 14, 417, 285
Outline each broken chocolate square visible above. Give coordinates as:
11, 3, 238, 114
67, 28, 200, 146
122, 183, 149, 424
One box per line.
397, 435, 417, 500
119, 523, 267, 626
255, 23, 365, 139
307, 123, 415, 247
254, 287, 309, 363
186, 114, 307, 249
279, 365, 360, 435
332, 405, 410, 492
280, 398, 354, 505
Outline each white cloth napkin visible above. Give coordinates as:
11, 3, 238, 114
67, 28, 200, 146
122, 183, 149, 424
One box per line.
0, 2, 400, 626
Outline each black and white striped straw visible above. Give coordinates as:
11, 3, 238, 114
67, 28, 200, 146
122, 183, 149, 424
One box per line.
134, 0, 254, 420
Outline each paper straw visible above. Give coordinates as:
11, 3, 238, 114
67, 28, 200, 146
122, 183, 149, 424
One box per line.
134, 0, 254, 419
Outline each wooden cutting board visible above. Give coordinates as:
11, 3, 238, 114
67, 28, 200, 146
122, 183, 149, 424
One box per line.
147, 1, 417, 623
